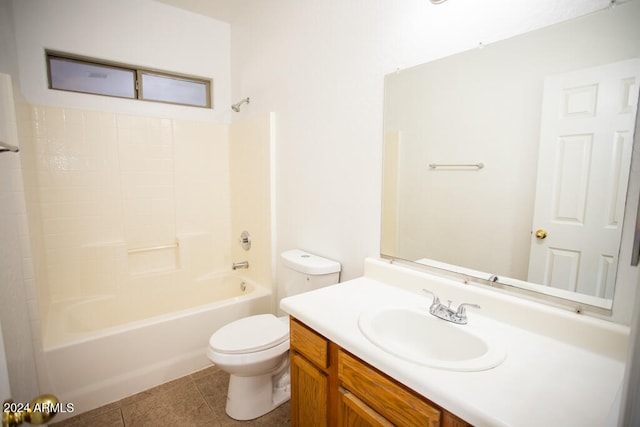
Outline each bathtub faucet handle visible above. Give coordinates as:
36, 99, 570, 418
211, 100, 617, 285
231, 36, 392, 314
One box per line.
239, 231, 251, 251
232, 261, 249, 270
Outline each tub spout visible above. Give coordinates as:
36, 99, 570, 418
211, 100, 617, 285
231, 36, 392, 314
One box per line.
232, 261, 249, 270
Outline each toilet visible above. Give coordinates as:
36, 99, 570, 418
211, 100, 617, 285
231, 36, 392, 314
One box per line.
206, 249, 341, 420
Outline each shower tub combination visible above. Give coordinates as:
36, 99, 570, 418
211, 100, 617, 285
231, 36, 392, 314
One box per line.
42, 272, 272, 419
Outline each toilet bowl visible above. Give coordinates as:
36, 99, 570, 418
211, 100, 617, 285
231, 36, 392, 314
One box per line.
207, 314, 290, 421
206, 249, 341, 420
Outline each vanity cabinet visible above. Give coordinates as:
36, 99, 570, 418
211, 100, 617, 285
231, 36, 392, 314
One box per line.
290, 317, 331, 427
290, 317, 472, 427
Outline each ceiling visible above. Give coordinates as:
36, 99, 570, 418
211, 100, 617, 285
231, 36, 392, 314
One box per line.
153, 0, 250, 23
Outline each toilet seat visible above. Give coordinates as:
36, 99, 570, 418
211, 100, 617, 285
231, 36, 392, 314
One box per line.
209, 314, 289, 355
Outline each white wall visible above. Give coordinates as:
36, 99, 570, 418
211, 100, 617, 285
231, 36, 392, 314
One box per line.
0, 0, 40, 403
0, 73, 39, 402
1, 0, 235, 401
620, 267, 640, 425
12, 0, 231, 122
229, 0, 610, 281
0, 320, 11, 399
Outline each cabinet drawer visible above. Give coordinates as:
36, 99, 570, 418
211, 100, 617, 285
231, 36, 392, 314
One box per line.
339, 388, 394, 427
290, 318, 329, 370
338, 350, 441, 427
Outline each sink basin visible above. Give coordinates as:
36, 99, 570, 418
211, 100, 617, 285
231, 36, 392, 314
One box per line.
358, 306, 506, 371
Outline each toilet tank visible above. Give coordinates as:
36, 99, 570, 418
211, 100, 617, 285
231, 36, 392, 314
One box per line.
280, 249, 341, 298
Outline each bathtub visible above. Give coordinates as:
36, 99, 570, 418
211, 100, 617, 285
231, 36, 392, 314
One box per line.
42, 273, 272, 419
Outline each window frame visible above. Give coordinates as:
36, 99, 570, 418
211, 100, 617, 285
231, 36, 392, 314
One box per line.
46, 50, 213, 109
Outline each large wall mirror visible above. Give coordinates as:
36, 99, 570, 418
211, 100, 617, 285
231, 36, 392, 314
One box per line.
381, 1, 640, 317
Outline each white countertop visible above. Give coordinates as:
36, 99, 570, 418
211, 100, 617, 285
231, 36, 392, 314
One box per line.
280, 260, 628, 427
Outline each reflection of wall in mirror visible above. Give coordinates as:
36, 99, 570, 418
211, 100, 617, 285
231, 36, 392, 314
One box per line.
383, 2, 640, 286
381, 131, 400, 256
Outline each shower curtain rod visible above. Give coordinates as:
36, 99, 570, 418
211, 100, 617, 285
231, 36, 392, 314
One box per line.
0, 140, 19, 153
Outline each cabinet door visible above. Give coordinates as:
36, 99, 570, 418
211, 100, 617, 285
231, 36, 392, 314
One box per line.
339, 388, 394, 427
291, 351, 329, 427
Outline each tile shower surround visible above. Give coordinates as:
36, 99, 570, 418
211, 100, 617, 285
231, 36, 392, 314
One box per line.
21, 105, 232, 302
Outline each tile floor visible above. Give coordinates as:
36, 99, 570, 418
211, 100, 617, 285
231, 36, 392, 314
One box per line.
50, 366, 291, 427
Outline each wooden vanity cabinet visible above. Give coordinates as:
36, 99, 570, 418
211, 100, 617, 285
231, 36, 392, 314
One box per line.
290, 316, 333, 427
290, 317, 472, 427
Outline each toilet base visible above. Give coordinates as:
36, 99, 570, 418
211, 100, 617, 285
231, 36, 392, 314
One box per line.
225, 360, 291, 420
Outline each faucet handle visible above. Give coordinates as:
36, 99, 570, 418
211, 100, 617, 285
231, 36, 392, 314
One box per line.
422, 289, 440, 305
455, 303, 480, 317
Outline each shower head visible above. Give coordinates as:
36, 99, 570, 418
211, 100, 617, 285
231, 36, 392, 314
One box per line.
231, 97, 250, 112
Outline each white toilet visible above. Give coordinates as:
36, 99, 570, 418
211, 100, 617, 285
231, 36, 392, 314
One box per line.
206, 249, 341, 420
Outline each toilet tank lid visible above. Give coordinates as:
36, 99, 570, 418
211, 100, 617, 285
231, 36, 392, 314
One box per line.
281, 249, 341, 275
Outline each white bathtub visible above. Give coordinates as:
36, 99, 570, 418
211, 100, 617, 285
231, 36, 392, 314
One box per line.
42, 273, 272, 419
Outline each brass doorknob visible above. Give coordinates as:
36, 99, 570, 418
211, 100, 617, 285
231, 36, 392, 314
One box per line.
2, 394, 59, 427
535, 229, 548, 240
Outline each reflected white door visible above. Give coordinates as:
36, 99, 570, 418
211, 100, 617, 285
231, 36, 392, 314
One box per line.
528, 59, 640, 298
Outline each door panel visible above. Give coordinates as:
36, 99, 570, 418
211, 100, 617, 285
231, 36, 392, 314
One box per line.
553, 134, 591, 224
529, 59, 640, 299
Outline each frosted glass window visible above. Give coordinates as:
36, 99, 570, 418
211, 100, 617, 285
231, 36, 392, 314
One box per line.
48, 56, 135, 98
46, 52, 212, 108
140, 72, 209, 107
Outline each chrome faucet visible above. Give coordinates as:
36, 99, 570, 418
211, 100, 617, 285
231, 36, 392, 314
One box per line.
422, 289, 480, 324
232, 261, 249, 270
